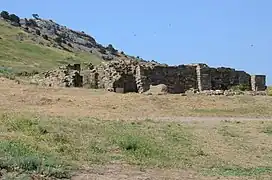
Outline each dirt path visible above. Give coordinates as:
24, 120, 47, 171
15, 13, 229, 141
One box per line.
151, 116, 272, 123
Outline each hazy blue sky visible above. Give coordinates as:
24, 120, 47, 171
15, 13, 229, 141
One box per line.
2, 0, 272, 84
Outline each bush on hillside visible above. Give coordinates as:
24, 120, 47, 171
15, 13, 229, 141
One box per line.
9, 14, 20, 24
32, 13, 39, 19
99, 48, 106, 54
54, 36, 63, 44
35, 29, 41, 36
0, 11, 9, 20
24, 27, 29, 31
42, 34, 48, 40
59, 33, 67, 39
107, 44, 118, 55
25, 19, 38, 27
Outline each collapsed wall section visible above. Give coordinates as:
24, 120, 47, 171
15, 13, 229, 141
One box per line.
40, 64, 83, 87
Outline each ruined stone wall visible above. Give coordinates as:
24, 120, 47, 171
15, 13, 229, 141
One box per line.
39, 64, 83, 87
142, 65, 197, 93
84, 61, 198, 94
84, 60, 141, 93
251, 75, 266, 91
209, 68, 251, 90
37, 62, 266, 94
83, 62, 255, 93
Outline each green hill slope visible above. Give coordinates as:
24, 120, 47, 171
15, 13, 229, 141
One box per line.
0, 20, 102, 75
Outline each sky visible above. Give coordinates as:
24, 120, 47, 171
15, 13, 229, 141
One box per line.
2, 0, 272, 84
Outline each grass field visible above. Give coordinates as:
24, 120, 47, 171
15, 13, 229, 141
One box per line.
0, 78, 272, 179
0, 20, 102, 75
1, 112, 272, 179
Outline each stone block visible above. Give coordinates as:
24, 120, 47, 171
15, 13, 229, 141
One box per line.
115, 87, 124, 93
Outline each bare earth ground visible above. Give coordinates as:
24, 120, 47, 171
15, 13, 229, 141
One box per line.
1, 77, 272, 180
1, 77, 272, 120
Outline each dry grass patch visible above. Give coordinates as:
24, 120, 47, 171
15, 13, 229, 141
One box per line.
1, 79, 272, 119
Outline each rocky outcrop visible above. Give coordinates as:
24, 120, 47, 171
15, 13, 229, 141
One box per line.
14, 16, 145, 64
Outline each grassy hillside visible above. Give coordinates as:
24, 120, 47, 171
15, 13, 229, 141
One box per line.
0, 20, 102, 75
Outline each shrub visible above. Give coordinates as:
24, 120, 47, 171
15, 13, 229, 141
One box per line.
54, 36, 62, 44
32, 13, 39, 19
42, 34, 48, 40
9, 14, 20, 24
26, 19, 37, 27
99, 48, 106, 54
231, 84, 251, 91
35, 29, 41, 36
267, 86, 272, 96
0, 11, 9, 20
59, 33, 67, 39
107, 44, 118, 54
24, 27, 29, 31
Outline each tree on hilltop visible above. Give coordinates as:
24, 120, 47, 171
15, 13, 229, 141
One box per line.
0, 11, 9, 20
32, 14, 39, 19
9, 14, 20, 24
107, 44, 118, 55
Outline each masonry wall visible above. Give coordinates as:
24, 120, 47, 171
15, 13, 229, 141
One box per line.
42, 64, 83, 88
146, 65, 197, 93
79, 62, 265, 94
251, 75, 266, 91
209, 68, 251, 90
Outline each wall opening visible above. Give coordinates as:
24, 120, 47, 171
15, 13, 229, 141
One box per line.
113, 75, 138, 93
124, 74, 138, 93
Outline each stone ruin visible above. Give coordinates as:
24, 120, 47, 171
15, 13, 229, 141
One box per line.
35, 60, 267, 94
33, 64, 83, 87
